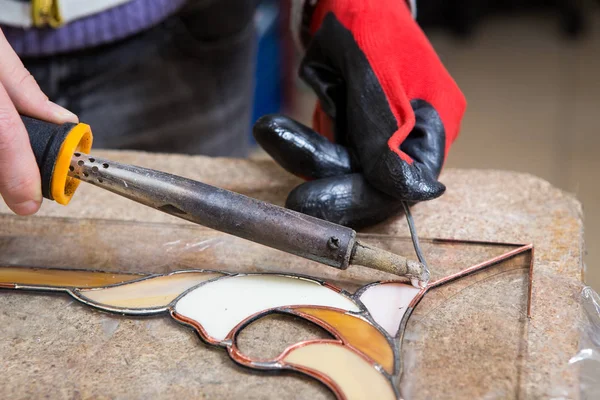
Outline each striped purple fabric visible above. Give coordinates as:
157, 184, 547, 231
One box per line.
2, 0, 187, 57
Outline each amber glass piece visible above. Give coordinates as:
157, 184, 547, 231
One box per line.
283, 342, 396, 400
78, 272, 223, 309
0, 267, 143, 288
294, 307, 395, 374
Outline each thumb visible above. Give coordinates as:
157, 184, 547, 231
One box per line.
0, 82, 42, 215
0, 29, 78, 215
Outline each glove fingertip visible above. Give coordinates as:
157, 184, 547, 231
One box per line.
253, 114, 307, 176
252, 114, 288, 150
253, 114, 355, 180
285, 182, 324, 218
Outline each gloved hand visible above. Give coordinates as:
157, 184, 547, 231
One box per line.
254, 0, 466, 229
0, 28, 78, 215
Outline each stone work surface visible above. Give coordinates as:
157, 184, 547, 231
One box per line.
0, 150, 586, 399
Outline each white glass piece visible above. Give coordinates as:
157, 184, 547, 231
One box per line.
359, 283, 421, 336
174, 275, 360, 341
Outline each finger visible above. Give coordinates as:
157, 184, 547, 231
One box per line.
0, 82, 42, 215
253, 114, 358, 180
400, 99, 446, 179
285, 173, 402, 229
364, 100, 447, 202
366, 152, 446, 202
0, 29, 77, 124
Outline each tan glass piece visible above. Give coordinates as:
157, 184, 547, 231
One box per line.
294, 307, 394, 374
0, 267, 142, 288
283, 342, 396, 400
78, 272, 223, 309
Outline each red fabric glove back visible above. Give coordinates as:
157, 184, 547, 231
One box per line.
310, 0, 466, 164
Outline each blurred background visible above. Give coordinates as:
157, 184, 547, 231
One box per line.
251, 0, 600, 290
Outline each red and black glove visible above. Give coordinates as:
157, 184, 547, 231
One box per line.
254, 0, 466, 229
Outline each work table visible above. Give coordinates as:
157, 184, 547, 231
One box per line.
0, 150, 586, 399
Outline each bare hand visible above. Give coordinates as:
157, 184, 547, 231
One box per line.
0, 29, 78, 215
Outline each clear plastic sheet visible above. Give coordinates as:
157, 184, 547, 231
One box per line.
569, 286, 600, 398
0, 214, 422, 292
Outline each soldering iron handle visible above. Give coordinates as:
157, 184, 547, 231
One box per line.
21, 115, 93, 204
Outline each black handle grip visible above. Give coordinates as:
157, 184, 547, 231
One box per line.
21, 115, 77, 200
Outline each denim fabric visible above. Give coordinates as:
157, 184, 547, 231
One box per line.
22, 0, 256, 157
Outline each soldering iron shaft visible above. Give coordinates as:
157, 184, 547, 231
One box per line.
68, 153, 429, 286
